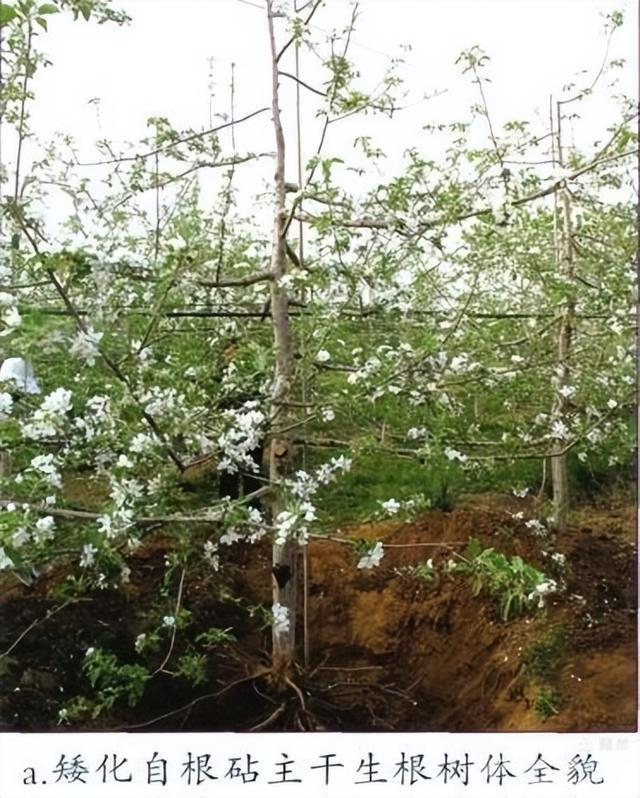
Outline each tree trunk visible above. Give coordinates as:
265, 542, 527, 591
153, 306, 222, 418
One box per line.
266, 0, 298, 671
550, 102, 575, 531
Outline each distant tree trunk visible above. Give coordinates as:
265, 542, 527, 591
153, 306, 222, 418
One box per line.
0, 450, 11, 479
266, 0, 298, 672
550, 102, 575, 531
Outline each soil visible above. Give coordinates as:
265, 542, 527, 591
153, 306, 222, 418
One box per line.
0, 494, 636, 732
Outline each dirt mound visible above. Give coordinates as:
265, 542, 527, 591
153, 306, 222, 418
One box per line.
0, 502, 636, 731
303, 506, 636, 731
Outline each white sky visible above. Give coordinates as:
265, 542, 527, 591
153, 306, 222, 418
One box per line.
5, 0, 638, 233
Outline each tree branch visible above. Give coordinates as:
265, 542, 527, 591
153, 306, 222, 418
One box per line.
75, 107, 270, 166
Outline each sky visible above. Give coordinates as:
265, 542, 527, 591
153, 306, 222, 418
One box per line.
3, 0, 638, 235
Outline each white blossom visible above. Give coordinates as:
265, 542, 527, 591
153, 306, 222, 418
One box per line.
525, 518, 547, 536
79, 543, 98, 568
271, 602, 290, 634
11, 528, 30, 548
130, 432, 156, 453
380, 498, 401, 515
512, 487, 529, 498
527, 578, 558, 608
316, 349, 331, 362
70, 328, 103, 365
0, 547, 14, 570
217, 402, 265, 474
444, 446, 467, 463
141, 386, 186, 420
273, 510, 298, 546
220, 528, 244, 546
97, 507, 134, 539
203, 540, 220, 570
1, 305, 21, 333
550, 419, 570, 440
586, 428, 602, 444
41, 388, 73, 415
34, 515, 56, 542
357, 541, 384, 569
110, 477, 144, 508
29, 454, 62, 488
0, 391, 13, 419
321, 407, 335, 422
162, 615, 176, 627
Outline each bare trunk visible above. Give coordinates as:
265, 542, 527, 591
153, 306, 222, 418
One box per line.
550, 101, 575, 531
266, 0, 297, 670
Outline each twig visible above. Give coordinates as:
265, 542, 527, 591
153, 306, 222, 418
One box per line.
198, 270, 272, 288
152, 567, 186, 676
0, 598, 85, 659
75, 107, 270, 166
0, 485, 272, 526
278, 70, 326, 98
249, 703, 286, 731
275, 0, 323, 63
112, 667, 272, 730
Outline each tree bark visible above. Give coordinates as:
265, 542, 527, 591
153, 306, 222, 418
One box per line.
550, 103, 575, 531
266, 0, 298, 671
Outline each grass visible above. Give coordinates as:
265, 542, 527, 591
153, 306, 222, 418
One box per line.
313, 451, 458, 525
534, 687, 565, 720
524, 626, 567, 680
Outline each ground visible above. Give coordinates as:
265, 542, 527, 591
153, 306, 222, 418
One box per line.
0, 494, 636, 732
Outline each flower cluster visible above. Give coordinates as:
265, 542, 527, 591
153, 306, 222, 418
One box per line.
525, 518, 547, 536
527, 578, 558, 609
357, 541, 384, 569
96, 476, 144, 541
0, 298, 21, 336
29, 453, 63, 489
0, 391, 13, 420
22, 388, 73, 441
271, 602, 290, 634
216, 401, 265, 475
73, 395, 115, 441
219, 506, 266, 546
140, 386, 187, 422
69, 327, 103, 365
273, 456, 353, 546
444, 446, 468, 463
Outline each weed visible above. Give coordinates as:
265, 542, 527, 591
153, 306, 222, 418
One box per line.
524, 626, 567, 680
534, 687, 565, 720
457, 537, 555, 621
82, 647, 149, 718
402, 559, 437, 581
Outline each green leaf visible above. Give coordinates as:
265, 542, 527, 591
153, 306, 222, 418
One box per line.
37, 2, 58, 12
0, 4, 18, 24
35, 14, 47, 29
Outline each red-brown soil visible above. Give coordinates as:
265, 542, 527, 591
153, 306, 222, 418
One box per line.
0, 496, 636, 732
